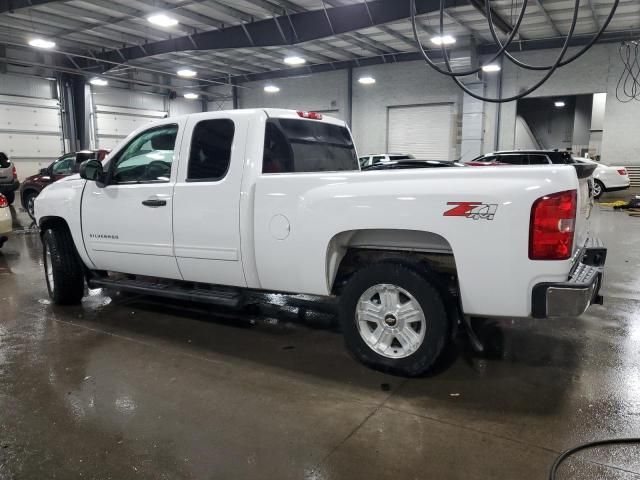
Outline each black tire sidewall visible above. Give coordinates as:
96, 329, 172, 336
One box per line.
25, 192, 37, 219
339, 263, 449, 377
43, 230, 58, 299
42, 228, 84, 304
594, 180, 604, 199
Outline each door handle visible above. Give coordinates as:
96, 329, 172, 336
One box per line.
142, 199, 167, 207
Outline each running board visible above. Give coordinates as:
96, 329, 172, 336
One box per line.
87, 277, 243, 308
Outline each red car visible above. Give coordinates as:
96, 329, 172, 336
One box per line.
20, 150, 109, 218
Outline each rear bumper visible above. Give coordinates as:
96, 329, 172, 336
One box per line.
531, 239, 606, 318
0, 180, 19, 194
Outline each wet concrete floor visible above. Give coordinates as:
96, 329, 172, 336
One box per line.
0, 201, 639, 479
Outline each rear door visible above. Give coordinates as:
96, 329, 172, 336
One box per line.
81, 120, 185, 279
172, 113, 249, 287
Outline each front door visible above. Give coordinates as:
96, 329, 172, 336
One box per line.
81, 121, 183, 279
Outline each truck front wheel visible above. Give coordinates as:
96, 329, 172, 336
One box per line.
42, 228, 85, 305
339, 263, 449, 377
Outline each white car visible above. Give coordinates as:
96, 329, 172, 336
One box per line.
575, 157, 630, 199
0, 193, 12, 248
35, 109, 605, 376
359, 153, 415, 168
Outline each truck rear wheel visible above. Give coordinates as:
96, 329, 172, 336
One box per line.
42, 228, 85, 305
338, 263, 449, 377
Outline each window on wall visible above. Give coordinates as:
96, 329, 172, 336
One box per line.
262, 119, 358, 173
187, 119, 235, 181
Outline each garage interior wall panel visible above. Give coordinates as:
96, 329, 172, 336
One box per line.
238, 70, 348, 121
92, 87, 167, 150
352, 61, 462, 156
460, 83, 486, 161
170, 98, 202, 117
0, 74, 62, 178
387, 104, 455, 160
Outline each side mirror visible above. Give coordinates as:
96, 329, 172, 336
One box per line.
79, 159, 106, 187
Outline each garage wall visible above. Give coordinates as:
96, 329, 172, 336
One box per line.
493, 44, 640, 165
0, 73, 63, 178
169, 98, 203, 117
91, 87, 168, 150
352, 61, 463, 158
238, 70, 349, 121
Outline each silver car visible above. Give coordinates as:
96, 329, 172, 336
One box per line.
0, 153, 18, 205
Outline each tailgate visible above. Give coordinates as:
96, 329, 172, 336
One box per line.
573, 163, 597, 256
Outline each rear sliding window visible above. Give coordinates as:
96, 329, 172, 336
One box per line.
262, 118, 358, 173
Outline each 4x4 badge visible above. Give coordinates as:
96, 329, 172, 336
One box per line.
444, 202, 498, 221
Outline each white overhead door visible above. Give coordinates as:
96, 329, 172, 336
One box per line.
0, 94, 63, 177
387, 104, 455, 160
94, 105, 167, 150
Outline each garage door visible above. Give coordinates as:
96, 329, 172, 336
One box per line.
0, 94, 63, 176
94, 104, 167, 150
387, 104, 454, 160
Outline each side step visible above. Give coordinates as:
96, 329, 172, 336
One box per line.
87, 277, 243, 308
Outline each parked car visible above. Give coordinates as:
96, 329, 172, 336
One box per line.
467, 150, 577, 166
20, 149, 109, 218
35, 109, 605, 377
362, 159, 464, 171
0, 152, 19, 205
574, 157, 630, 199
0, 193, 12, 249
359, 153, 416, 168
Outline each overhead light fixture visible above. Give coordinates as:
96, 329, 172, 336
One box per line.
89, 77, 108, 86
430, 35, 456, 46
29, 38, 56, 49
177, 69, 197, 78
358, 76, 376, 85
284, 56, 306, 66
147, 14, 179, 27
482, 64, 502, 73
554, 101, 566, 107
184, 93, 199, 100
264, 85, 280, 93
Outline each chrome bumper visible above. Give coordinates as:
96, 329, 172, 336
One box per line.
532, 239, 606, 319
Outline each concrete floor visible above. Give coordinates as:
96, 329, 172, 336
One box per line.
1, 198, 640, 480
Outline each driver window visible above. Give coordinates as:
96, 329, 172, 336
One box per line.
112, 125, 178, 184
51, 156, 74, 175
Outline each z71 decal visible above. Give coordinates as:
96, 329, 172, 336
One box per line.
443, 202, 498, 221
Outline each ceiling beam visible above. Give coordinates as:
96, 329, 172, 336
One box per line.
467, 0, 527, 40
532, 0, 562, 37
0, 0, 66, 14
78, 0, 468, 67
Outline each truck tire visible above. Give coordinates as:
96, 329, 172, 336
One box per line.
42, 227, 85, 305
4, 191, 14, 205
338, 263, 449, 377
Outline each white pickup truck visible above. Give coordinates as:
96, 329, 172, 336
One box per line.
35, 109, 606, 376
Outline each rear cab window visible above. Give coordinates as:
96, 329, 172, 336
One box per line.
263, 118, 358, 173
187, 119, 235, 182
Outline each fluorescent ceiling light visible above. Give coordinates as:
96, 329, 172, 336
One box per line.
358, 76, 376, 85
89, 78, 108, 86
177, 69, 197, 78
264, 85, 280, 93
482, 64, 501, 73
29, 38, 56, 49
284, 56, 306, 66
184, 93, 199, 99
554, 101, 566, 107
148, 14, 178, 27
431, 35, 456, 46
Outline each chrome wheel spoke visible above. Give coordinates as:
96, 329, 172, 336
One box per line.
355, 284, 426, 359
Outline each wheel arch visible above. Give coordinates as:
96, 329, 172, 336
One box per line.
39, 216, 72, 235
326, 229, 458, 293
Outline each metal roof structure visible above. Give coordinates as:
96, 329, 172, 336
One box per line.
0, 0, 638, 92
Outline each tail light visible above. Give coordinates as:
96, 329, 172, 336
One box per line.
12, 165, 17, 180
0, 194, 7, 208
529, 190, 577, 260
617, 168, 627, 176
297, 111, 323, 120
